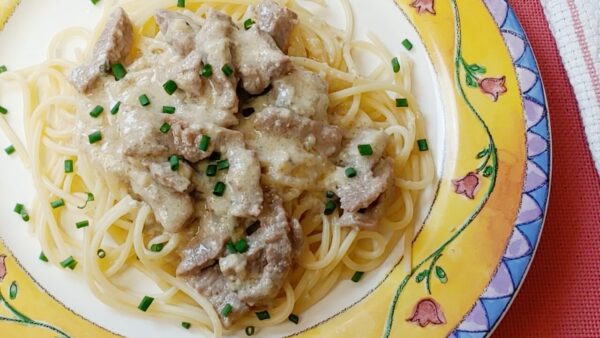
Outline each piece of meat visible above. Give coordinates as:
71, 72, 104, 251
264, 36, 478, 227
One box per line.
69, 8, 134, 93
219, 190, 299, 306
116, 105, 170, 157
155, 9, 201, 55
184, 265, 249, 327
169, 119, 214, 163
232, 27, 292, 95
337, 193, 388, 229
177, 213, 237, 276
196, 10, 238, 114
171, 51, 205, 97
146, 161, 193, 193
268, 69, 330, 120
129, 167, 193, 233
254, 0, 298, 52
255, 106, 342, 157
333, 130, 394, 213
216, 129, 264, 218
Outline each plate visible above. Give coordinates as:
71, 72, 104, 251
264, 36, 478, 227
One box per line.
0, 0, 550, 337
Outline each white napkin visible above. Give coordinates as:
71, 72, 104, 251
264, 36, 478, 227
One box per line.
541, 0, 600, 175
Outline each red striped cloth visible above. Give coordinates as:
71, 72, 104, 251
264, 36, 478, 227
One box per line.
495, 1, 600, 337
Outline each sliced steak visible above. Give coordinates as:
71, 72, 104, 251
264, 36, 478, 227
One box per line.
155, 9, 201, 56
171, 51, 204, 97
233, 26, 292, 95
115, 105, 170, 157
146, 161, 193, 193
254, 0, 298, 52
268, 69, 329, 120
255, 106, 342, 157
70, 8, 134, 93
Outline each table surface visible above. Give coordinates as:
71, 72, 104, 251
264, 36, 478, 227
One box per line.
495, 1, 600, 337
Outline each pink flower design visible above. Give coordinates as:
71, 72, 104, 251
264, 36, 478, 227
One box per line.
452, 172, 480, 199
407, 298, 446, 327
0, 255, 6, 282
478, 76, 507, 101
410, 0, 436, 15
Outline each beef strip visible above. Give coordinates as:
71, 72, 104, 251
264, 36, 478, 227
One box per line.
333, 130, 394, 226
254, 0, 298, 52
255, 106, 342, 157
146, 160, 193, 193
219, 190, 301, 306
129, 167, 194, 233
69, 8, 134, 93
115, 104, 170, 157
184, 265, 249, 327
196, 10, 238, 115
268, 69, 329, 120
177, 212, 237, 276
232, 26, 292, 95
154, 9, 201, 56
171, 51, 205, 97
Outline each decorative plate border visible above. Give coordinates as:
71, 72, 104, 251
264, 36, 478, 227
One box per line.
450, 0, 551, 336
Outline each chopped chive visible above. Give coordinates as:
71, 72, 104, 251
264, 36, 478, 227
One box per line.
402, 39, 413, 51
417, 139, 429, 152
213, 181, 226, 197
246, 221, 260, 236
391, 57, 400, 73
163, 80, 178, 95
201, 64, 213, 78
76, 220, 89, 229
209, 151, 221, 161
244, 18, 255, 30
139, 94, 151, 107
150, 242, 166, 252
13, 203, 24, 214
326, 191, 335, 199
160, 122, 171, 134
0, 106, 7, 114
245, 326, 255, 336
162, 106, 176, 114
395, 98, 409, 107
351, 271, 364, 283
234, 239, 249, 253
217, 159, 229, 171
91, 0, 100, 5
221, 304, 233, 317
206, 164, 217, 177
221, 64, 234, 77
177, 0, 185, 8
181, 322, 191, 329
39, 252, 48, 262
88, 130, 102, 144
198, 135, 211, 151
89, 105, 104, 118
256, 311, 270, 320
77, 192, 95, 209
169, 155, 180, 171
138, 296, 154, 312
357, 144, 373, 156
0, 65, 7, 73
50, 199, 65, 209
60, 256, 78, 270
64, 159, 74, 173
110, 101, 121, 115
4, 145, 15, 155
226, 240, 237, 254
324, 200, 337, 215
111, 63, 127, 80
97, 249, 106, 258
21, 212, 30, 222
242, 107, 255, 118
288, 313, 299, 324
345, 167, 357, 178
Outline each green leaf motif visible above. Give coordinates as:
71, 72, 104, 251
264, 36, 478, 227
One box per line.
469, 64, 487, 74
435, 266, 448, 284
415, 270, 429, 283
476, 148, 489, 159
9, 281, 18, 300
466, 74, 478, 88
483, 166, 494, 177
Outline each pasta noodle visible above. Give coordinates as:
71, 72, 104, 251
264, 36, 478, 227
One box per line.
0, 0, 434, 336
